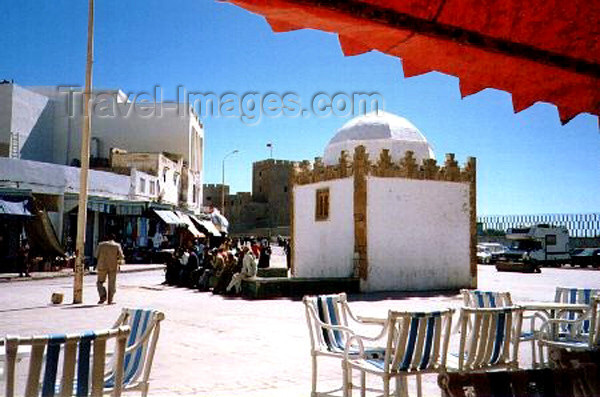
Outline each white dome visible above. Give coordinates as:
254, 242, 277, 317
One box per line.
323, 111, 435, 165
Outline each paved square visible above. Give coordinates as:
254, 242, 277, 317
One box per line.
1, 263, 599, 396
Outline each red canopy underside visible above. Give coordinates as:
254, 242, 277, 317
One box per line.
226, 0, 600, 124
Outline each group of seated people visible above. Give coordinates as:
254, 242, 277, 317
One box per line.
163, 237, 267, 295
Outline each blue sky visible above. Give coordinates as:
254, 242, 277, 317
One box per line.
2, 0, 598, 215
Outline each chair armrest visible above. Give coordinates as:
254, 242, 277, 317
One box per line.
355, 315, 386, 325
344, 335, 366, 359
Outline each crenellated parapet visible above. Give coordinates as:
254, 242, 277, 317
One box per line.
291, 151, 354, 185
292, 146, 475, 186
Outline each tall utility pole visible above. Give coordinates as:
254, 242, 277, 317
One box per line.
221, 149, 238, 216
73, 0, 95, 303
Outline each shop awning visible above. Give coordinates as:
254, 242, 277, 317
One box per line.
189, 214, 222, 237
226, 0, 600, 124
116, 202, 146, 216
0, 199, 32, 216
25, 209, 64, 256
175, 211, 206, 238
153, 210, 186, 226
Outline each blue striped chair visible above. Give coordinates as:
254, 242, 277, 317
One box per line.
460, 289, 513, 308
537, 289, 600, 358
106, 308, 165, 397
554, 287, 600, 337
2, 326, 130, 397
303, 293, 386, 397
453, 306, 524, 372
343, 309, 454, 397
460, 289, 544, 368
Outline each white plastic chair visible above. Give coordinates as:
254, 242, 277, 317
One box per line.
106, 308, 165, 397
343, 309, 454, 397
553, 287, 600, 337
460, 289, 546, 367
460, 289, 513, 308
303, 293, 386, 397
451, 306, 524, 372
538, 292, 600, 357
2, 326, 130, 397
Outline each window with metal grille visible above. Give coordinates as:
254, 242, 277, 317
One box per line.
315, 188, 330, 221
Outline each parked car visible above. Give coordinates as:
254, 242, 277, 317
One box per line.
476, 245, 492, 264
478, 243, 508, 263
570, 248, 600, 268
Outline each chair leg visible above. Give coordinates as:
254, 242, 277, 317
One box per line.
361, 370, 366, 397
343, 361, 351, 397
141, 383, 149, 397
311, 355, 318, 397
416, 374, 422, 397
394, 377, 401, 397
531, 337, 538, 368
383, 375, 390, 397
399, 376, 409, 397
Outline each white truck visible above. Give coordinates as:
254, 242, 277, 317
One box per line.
496, 224, 570, 272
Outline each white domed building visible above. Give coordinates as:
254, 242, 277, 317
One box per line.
291, 111, 477, 292
323, 111, 435, 166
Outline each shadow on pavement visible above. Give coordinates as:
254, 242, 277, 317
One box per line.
60, 304, 103, 310
0, 305, 51, 313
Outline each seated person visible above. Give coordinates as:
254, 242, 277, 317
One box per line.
227, 246, 257, 294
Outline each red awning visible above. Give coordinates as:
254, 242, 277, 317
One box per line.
226, 0, 600, 124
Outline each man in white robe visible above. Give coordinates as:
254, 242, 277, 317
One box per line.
227, 246, 257, 294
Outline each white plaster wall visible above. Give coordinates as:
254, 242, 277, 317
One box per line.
293, 178, 355, 278
0, 86, 55, 161
130, 169, 161, 202
0, 158, 130, 200
0, 85, 13, 146
365, 177, 471, 292
24, 87, 203, 174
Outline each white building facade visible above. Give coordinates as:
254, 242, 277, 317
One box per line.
0, 83, 204, 212
291, 112, 477, 292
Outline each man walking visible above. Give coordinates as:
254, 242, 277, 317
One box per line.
95, 234, 124, 304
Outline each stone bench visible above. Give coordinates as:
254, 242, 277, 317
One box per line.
241, 277, 360, 299
256, 267, 288, 278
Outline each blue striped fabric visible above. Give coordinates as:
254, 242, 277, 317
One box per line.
326, 296, 344, 350
76, 331, 96, 397
316, 296, 335, 351
560, 288, 596, 336
105, 309, 153, 388
316, 296, 345, 352
42, 334, 66, 397
366, 312, 442, 372
399, 316, 420, 370
418, 315, 436, 370
489, 311, 507, 364
474, 291, 497, 308
583, 289, 592, 333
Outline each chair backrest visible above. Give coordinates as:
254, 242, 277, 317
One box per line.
461, 289, 513, 308
105, 308, 164, 389
457, 306, 523, 372
555, 287, 600, 335
303, 293, 351, 353
2, 326, 130, 397
591, 298, 600, 347
379, 309, 454, 373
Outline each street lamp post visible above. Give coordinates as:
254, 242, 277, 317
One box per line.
73, 0, 95, 304
221, 149, 238, 216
